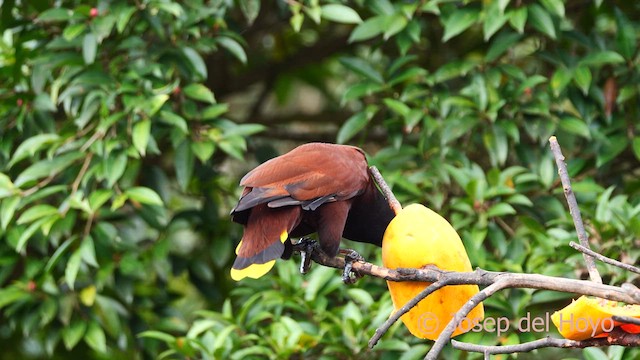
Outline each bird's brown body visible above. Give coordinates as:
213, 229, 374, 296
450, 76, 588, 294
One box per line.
230, 143, 395, 280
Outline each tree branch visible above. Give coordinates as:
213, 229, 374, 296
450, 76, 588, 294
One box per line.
369, 166, 402, 214
549, 136, 602, 283
452, 329, 640, 356
291, 243, 640, 304
570, 241, 640, 275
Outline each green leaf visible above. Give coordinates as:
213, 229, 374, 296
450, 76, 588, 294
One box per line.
303, 4, 321, 24
45, 237, 75, 272
221, 123, 266, 138
217, 37, 247, 64
339, 57, 384, 84
597, 136, 628, 167
132, 119, 151, 157
486, 203, 516, 217
62, 321, 87, 350
321, 4, 362, 24
17, 204, 58, 224
84, 322, 107, 353
550, 67, 571, 97
89, 189, 113, 212
348, 15, 385, 43
125, 187, 163, 206
428, 60, 476, 83
159, 111, 188, 134
442, 8, 479, 42
290, 10, 304, 32
104, 152, 127, 187
15, 151, 84, 187
573, 65, 591, 95
539, 0, 565, 17
508, 7, 527, 34
82, 33, 97, 64
0, 173, 15, 199
0, 287, 31, 309
191, 141, 215, 163
529, 4, 556, 39
80, 236, 99, 267
181, 47, 208, 79
183, 83, 216, 104
486, 32, 522, 62
116, 6, 136, 33
1, 196, 20, 230
383, 98, 411, 117
186, 319, 218, 339
615, 8, 636, 60
579, 51, 626, 67
33, 93, 56, 112
239, 0, 260, 25
483, 2, 509, 41
154, 2, 183, 17
65, 248, 82, 290
202, 104, 229, 120
37, 8, 72, 22
633, 137, 640, 161
63, 23, 87, 41
337, 112, 370, 144
145, 94, 169, 117
138, 330, 176, 343
175, 141, 194, 191
559, 117, 590, 139
383, 14, 408, 40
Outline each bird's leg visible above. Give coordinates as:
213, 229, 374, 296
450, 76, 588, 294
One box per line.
339, 248, 364, 284
296, 237, 318, 274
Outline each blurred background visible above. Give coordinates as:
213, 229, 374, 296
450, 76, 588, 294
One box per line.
1, 0, 639, 359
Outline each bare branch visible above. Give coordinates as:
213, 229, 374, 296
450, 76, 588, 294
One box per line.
369, 166, 402, 214
570, 241, 640, 275
549, 136, 602, 284
426, 281, 506, 359
452, 329, 640, 355
612, 315, 640, 326
369, 278, 450, 348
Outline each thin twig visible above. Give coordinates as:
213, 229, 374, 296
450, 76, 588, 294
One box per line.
549, 136, 602, 284
452, 329, 640, 355
425, 281, 506, 359
21, 174, 56, 197
570, 241, 640, 275
369, 279, 450, 348
369, 166, 402, 214
71, 153, 94, 195
612, 316, 640, 326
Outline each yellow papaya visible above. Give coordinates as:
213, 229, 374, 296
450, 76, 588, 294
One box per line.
382, 204, 484, 340
551, 295, 640, 340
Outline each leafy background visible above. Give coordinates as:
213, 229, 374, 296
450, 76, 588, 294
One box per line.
1, 0, 639, 359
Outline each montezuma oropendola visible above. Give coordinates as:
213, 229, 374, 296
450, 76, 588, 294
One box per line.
229, 143, 396, 281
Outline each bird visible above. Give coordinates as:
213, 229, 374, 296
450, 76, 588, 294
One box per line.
229, 142, 396, 281
382, 203, 484, 340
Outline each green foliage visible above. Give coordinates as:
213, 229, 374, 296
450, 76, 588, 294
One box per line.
0, 0, 257, 357
2, 0, 640, 359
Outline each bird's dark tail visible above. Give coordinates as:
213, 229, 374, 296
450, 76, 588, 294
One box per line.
230, 205, 301, 281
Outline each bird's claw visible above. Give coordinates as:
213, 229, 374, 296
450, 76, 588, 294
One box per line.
297, 237, 317, 274
340, 248, 364, 284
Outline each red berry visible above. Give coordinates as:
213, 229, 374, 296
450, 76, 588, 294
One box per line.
17, 99, 23, 106
90, 8, 98, 17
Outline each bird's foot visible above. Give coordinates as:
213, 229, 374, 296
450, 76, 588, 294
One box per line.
296, 237, 318, 274
339, 248, 364, 284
